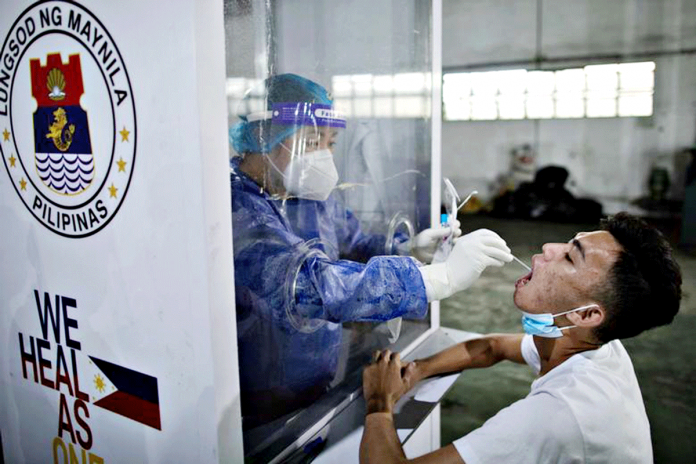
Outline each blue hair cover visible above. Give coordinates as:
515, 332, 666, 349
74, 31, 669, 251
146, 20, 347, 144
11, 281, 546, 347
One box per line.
229, 74, 334, 154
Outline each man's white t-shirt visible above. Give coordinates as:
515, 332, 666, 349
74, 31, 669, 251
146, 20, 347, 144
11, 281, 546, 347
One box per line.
452, 335, 652, 464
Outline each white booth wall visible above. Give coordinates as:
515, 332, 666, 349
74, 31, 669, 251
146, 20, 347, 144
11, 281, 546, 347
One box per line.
0, 1, 243, 462
441, 0, 696, 213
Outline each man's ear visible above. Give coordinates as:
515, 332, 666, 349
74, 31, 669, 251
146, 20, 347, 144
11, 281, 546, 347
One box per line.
568, 304, 605, 329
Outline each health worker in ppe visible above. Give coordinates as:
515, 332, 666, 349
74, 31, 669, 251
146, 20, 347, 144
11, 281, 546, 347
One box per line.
228, 73, 513, 428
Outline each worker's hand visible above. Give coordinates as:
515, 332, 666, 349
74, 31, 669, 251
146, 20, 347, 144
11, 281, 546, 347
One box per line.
446, 228, 513, 292
418, 229, 513, 301
363, 350, 415, 414
411, 221, 462, 263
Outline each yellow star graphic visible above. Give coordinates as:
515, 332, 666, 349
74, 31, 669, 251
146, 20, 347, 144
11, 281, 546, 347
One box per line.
2, 128, 9, 141
117, 157, 127, 172
119, 127, 130, 142
19, 178, 27, 190
9, 154, 16, 167
94, 374, 106, 393
108, 183, 118, 198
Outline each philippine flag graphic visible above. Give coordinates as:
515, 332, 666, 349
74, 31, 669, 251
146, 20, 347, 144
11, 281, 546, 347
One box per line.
88, 356, 161, 430
30, 53, 94, 195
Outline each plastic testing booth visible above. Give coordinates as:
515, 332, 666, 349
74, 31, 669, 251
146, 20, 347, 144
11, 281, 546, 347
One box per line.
0, 1, 467, 462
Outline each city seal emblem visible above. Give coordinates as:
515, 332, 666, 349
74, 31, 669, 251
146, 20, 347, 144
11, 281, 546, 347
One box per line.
0, 1, 136, 237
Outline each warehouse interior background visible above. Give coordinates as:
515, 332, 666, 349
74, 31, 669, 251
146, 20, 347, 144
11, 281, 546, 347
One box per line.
438, 2, 696, 463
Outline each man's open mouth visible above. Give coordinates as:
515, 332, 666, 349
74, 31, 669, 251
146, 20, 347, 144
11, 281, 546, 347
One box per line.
515, 269, 533, 288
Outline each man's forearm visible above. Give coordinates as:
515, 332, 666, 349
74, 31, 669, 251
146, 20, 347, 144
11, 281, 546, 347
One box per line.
416, 334, 524, 379
359, 413, 467, 464
360, 348, 473, 464
360, 413, 406, 464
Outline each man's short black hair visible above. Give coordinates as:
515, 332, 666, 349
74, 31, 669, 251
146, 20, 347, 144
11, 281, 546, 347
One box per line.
594, 212, 682, 343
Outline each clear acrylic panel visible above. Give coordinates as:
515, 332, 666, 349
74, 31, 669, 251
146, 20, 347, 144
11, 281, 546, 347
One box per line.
223, 0, 433, 460
373, 74, 395, 94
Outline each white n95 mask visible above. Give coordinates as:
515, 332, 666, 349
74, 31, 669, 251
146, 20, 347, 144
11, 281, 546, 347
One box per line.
283, 149, 339, 201
521, 304, 598, 338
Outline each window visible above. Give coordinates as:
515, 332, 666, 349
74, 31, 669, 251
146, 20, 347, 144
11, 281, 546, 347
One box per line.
443, 61, 655, 121
331, 72, 432, 118
226, 72, 434, 120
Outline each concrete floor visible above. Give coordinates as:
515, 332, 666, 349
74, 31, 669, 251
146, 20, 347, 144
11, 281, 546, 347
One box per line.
439, 215, 696, 464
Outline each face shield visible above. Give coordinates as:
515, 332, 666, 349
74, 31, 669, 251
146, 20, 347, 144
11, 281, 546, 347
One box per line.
250, 102, 346, 201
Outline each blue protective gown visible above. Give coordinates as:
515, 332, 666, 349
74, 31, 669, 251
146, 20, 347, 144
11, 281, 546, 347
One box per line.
230, 159, 428, 425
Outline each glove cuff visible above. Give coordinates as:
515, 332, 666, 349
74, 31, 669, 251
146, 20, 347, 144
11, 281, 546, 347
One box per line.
417, 263, 451, 302
394, 238, 412, 256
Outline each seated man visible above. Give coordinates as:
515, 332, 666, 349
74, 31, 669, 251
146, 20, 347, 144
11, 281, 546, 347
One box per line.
360, 212, 682, 464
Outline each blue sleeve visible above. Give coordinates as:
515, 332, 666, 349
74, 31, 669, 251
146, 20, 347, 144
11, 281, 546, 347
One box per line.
328, 198, 411, 260
232, 187, 428, 327
326, 194, 408, 261
294, 254, 428, 323
334, 207, 390, 261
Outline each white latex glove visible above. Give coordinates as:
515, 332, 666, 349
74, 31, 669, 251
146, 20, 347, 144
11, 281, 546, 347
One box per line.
417, 229, 513, 302
411, 220, 462, 263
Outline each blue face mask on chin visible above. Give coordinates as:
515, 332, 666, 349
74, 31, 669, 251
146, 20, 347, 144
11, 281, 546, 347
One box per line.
521, 304, 599, 338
